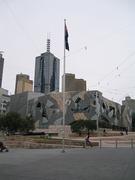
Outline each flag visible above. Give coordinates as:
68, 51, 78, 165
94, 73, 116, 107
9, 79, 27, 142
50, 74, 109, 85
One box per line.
65, 23, 69, 51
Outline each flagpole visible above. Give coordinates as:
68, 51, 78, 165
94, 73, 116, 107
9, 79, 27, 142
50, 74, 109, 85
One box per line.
62, 19, 66, 153
96, 91, 99, 136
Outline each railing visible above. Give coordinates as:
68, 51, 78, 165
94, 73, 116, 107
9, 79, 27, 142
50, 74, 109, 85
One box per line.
98, 139, 134, 149
1, 135, 135, 149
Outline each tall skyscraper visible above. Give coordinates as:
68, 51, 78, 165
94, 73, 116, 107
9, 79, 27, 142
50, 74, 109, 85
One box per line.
0, 52, 4, 88
15, 73, 33, 94
34, 39, 60, 94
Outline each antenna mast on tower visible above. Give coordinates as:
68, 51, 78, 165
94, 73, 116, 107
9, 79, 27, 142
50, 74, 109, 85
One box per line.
47, 33, 51, 53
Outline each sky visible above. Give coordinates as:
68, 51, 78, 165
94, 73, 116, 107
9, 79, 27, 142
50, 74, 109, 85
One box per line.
0, 0, 135, 104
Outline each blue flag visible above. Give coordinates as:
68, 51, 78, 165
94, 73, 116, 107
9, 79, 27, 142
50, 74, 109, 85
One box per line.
65, 23, 69, 51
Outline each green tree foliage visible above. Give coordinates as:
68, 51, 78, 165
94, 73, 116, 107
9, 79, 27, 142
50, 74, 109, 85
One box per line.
20, 116, 35, 133
0, 112, 35, 134
0, 114, 4, 130
70, 120, 85, 136
84, 120, 96, 134
70, 120, 96, 135
99, 120, 111, 129
132, 112, 135, 131
5, 112, 22, 133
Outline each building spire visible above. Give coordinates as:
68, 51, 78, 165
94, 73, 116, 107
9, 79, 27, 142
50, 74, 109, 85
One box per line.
47, 33, 50, 53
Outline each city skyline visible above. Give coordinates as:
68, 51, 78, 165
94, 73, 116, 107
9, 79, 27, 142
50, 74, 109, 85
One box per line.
0, 0, 135, 104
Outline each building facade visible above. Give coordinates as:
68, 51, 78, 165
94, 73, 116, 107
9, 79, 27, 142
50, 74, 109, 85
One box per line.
34, 39, 60, 94
0, 53, 4, 88
121, 96, 135, 131
9, 91, 44, 117
63, 73, 86, 92
15, 73, 33, 94
0, 88, 10, 114
9, 90, 122, 129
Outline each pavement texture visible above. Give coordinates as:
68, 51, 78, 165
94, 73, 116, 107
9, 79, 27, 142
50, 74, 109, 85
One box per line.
0, 148, 135, 180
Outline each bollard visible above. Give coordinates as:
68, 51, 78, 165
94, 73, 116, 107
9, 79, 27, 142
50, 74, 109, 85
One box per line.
99, 139, 102, 149
115, 140, 118, 149
131, 139, 133, 149
83, 140, 86, 148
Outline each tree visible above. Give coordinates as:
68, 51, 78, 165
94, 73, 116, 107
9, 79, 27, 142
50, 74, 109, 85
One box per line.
20, 116, 35, 133
0, 114, 4, 131
0, 112, 35, 134
1, 112, 22, 133
99, 120, 111, 129
132, 112, 135, 131
70, 120, 85, 136
70, 119, 97, 136
84, 120, 96, 134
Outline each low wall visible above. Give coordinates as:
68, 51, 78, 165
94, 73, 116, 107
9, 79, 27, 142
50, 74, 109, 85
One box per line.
4, 139, 99, 149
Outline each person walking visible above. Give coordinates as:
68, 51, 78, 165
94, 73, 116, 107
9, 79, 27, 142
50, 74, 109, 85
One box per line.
85, 135, 93, 147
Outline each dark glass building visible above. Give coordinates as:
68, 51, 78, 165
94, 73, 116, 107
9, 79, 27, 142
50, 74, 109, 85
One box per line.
0, 53, 4, 88
34, 43, 60, 94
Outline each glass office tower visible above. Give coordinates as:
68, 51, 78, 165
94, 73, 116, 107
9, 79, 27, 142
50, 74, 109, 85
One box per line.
34, 48, 60, 94
0, 53, 4, 88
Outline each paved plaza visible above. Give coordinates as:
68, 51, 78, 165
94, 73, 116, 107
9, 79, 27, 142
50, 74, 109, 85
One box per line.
0, 148, 135, 180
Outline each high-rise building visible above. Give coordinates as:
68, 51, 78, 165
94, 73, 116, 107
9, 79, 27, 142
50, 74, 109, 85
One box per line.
34, 39, 60, 94
62, 73, 86, 92
15, 73, 33, 94
0, 52, 4, 88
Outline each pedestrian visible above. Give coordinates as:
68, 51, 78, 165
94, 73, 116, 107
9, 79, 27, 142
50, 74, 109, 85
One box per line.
85, 135, 93, 147
103, 129, 106, 136
0, 141, 9, 152
125, 128, 128, 135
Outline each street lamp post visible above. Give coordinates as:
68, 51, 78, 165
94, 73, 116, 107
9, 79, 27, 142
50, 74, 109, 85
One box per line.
96, 91, 99, 136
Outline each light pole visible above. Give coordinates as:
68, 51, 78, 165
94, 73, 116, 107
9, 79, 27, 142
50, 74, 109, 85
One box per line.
96, 91, 99, 136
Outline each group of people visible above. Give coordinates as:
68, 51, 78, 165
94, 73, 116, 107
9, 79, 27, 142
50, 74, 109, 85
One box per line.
0, 141, 9, 152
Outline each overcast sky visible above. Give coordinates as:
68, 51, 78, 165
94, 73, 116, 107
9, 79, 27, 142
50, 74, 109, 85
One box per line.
0, 0, 135, 104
